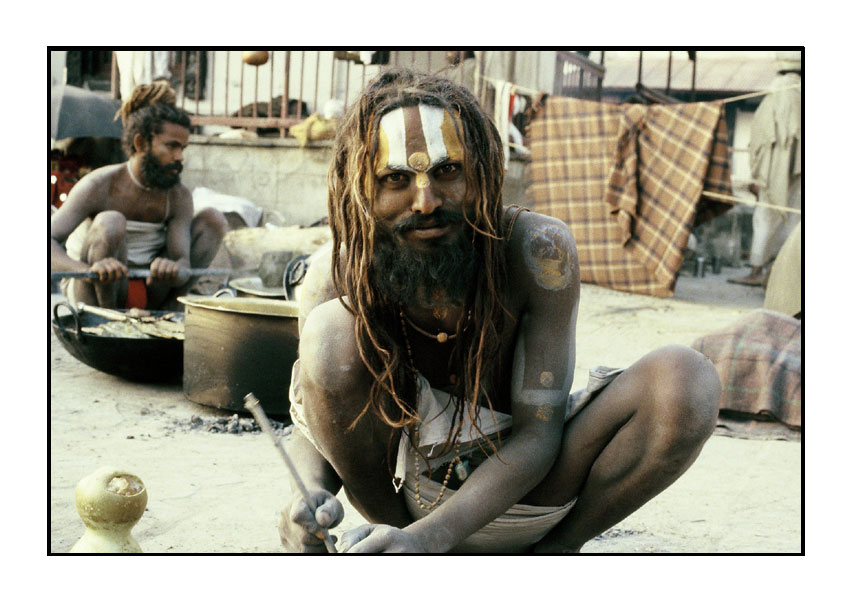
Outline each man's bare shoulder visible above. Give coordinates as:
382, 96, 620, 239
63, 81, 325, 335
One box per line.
71, 163, 125, 196
172, 182, 193, 202
52, 163, 126, 230
302, 297, 353, 336
299, 297, 366, 392
167, 182, 194, 219
298, 242, 338, 332
506, 210, 578, 294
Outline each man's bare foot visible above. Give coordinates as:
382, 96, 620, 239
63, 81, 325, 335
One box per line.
728, 267, 766, 287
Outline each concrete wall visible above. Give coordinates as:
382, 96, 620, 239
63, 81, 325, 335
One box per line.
181, 135, 531, 226
181, 135, 334, 227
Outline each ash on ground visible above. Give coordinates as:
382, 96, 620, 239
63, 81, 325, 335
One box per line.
169, 413, 293, 437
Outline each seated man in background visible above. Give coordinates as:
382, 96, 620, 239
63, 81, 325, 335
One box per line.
279, 69, 721, 554
51, 82, 227, 310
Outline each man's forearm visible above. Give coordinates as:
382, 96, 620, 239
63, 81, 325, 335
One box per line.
51, 238, 89, 273
285, 430, 343, 495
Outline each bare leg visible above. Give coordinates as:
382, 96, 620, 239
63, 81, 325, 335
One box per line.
72, 211, 128, 309
189, 208, 229, 268
148, 208, 228, 310
526, 345, 721, 553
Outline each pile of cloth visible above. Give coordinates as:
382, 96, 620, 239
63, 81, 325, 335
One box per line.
527, 97, 733, 297
692, 309, 801, 439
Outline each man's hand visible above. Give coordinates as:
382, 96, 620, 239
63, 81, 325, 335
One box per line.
339, 524, 429, 553
147, 257, 185, 286
86, 257, 128, 284
278, 489, 343, 553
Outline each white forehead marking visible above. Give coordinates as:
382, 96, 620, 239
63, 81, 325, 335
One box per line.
419, 105, 449, 170
380, 107, 408, 170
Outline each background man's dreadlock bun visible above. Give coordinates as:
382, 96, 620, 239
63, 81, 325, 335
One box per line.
116, 82, 190, 157
115, 81, 178, 125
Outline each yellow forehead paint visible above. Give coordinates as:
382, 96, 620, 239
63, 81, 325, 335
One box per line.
374, 105, 465, 187
438, 110, 464, 163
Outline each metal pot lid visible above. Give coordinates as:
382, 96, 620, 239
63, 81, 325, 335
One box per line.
177, 295, 299, 318
229, 276, 288, 298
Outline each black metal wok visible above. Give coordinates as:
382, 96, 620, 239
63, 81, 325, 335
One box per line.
51, 301, 183, 383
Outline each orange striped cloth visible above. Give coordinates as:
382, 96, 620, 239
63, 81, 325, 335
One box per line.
528, 98, 732, 297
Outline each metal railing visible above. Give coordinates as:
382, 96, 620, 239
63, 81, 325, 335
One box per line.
554, 51, 605, 101
110, 50, 475, 138
108, 50, 607, 137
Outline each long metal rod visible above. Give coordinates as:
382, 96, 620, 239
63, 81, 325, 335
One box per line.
210, 51, 216, 116
243, 393, 337, 553
314, 51, 320, 119
299, 51, 305, 119
701, 190, 802, 214
180, 52, 187, 110
51, 267, 238, 282
225, 52, 230, 116
195, 50, 201, 109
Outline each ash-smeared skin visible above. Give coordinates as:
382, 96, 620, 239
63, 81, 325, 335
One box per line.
525, 225, 572, 291
511, 319, 571, 423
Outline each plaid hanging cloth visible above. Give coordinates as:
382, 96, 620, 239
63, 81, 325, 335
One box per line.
528, 97, 732, 297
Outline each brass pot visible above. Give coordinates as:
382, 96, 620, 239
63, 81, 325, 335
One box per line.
179, 296, 298, 416
242, 51, 270, 66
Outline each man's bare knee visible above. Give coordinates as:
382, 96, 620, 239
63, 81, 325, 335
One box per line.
190, 208, 228, 267
642, 345, 720, 447
88, 211, 127, 248
192, 208, 228, 240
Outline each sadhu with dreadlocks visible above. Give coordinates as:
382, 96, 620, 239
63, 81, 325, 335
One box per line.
51, 82, 227, 311
282, 68, 721, 553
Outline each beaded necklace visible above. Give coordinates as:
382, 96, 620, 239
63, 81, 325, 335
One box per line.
399, 315, 462, 510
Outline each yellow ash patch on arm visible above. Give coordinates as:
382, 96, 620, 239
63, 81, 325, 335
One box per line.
525, 226, 572, 291
535, 404, 555, 422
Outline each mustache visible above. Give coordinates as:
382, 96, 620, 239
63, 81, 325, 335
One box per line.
164, 162, 182, 172
393, 208, 465, 234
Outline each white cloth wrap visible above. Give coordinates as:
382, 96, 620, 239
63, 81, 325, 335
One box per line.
288, 357, 624, 553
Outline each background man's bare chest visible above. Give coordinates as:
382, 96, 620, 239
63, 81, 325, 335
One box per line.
104, 178, 169, 223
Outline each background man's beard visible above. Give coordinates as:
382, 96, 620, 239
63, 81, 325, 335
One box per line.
372, 222, 478, 308
141, 151, 182, 189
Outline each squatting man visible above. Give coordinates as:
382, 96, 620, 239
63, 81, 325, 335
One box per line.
280, 68, 722, 553
51, 82, 227, 311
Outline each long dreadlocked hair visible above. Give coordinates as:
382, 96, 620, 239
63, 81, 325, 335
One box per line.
328, 68, 510, 458
115, 82, 191, 157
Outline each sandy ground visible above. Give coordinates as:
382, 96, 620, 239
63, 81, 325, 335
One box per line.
48, 266, 801, 554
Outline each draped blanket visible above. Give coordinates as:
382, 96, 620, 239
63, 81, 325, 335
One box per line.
692, 310, 801, 429
528, 97, 733, 297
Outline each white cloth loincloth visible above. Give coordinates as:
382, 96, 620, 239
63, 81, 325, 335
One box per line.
124, 219, 168, 267
288, 359, 624, 553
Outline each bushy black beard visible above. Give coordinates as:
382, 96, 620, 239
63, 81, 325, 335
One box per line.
372, 210, 478, 308
141, 150, 182, 190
